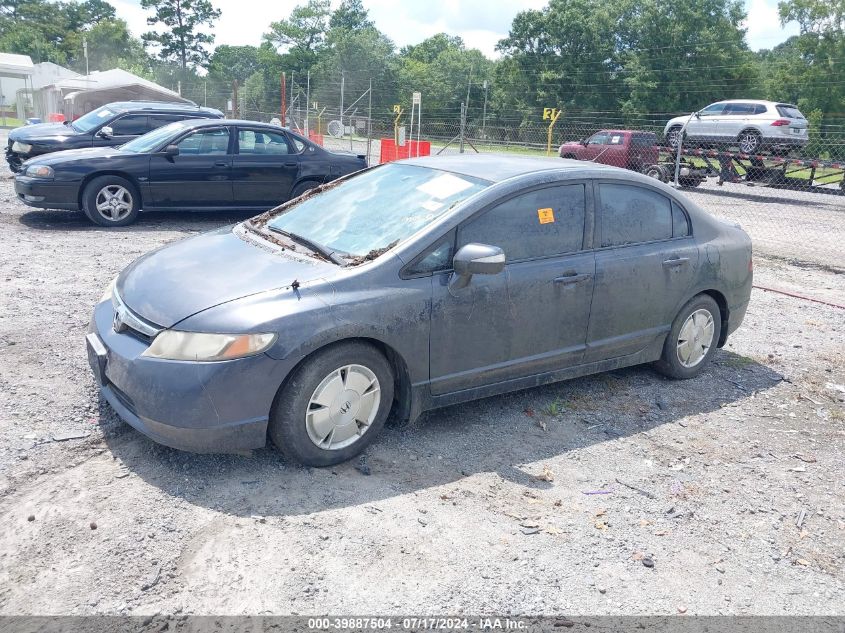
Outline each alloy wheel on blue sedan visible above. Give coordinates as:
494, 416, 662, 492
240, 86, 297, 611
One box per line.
305, 364, 381, 450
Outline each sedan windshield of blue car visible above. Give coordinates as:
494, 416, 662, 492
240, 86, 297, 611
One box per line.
120, 122, 188, 153
266, 163, 490, 257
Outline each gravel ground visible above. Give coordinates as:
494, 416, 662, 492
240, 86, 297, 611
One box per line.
1, 140, 844, 617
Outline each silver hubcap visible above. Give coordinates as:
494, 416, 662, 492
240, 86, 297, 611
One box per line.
739, 134, 758, 153
95, 185, 133, 221
668, 129, 681, 147
305, 364, 381, 451
677, 308, 715, 368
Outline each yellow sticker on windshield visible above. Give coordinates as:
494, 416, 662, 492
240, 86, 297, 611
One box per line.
538, 208, 555, 224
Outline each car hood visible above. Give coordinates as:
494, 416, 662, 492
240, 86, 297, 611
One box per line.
10, 122, 85, 143
117, 225, 338, 328
26, 146, 124, 166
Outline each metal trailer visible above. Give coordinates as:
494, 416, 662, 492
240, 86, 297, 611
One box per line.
645, 147, 845, 193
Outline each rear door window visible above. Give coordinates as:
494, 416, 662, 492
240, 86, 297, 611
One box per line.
457, 184, 587, 261
149, 114, 188, 129
672, 202, 690, 237
599, 183, 672, 247
238, 129, 291, 155
111, 115, 149, 136
723, 103, 756, 115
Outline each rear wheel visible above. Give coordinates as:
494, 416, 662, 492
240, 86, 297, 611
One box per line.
82, 175, 140, 227
269, 341, 394, 466
290, 180, 319, 200
654, 294, 722, 380
642, 164, 666, 181
666, 126, 684, 150
737, 130, 762, 155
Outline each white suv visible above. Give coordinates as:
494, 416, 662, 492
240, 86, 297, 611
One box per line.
664, 100, 808, 154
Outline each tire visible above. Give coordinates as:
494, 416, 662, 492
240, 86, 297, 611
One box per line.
737, 130, 762, 155
561, 154, 577, 160
666, 126, 683, 149
654, 294, 722, 380
269, 341, 395, 467
678, 177, 703, 188
642, 164, 666, 181
290, 180, 320, 200
82, 175, 140, 227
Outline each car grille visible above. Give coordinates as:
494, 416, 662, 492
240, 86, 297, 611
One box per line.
111, 289, 163, 343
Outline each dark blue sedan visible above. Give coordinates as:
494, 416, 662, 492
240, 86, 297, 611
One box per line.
14, 119, 367, 226
86, 155, 753, 466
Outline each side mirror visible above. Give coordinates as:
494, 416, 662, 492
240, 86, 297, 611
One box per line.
449, 243, 505, 290
164, 144, 179, 157
97, 126, 113, 139
581, 139, 589, 146
694, 111, 701, 119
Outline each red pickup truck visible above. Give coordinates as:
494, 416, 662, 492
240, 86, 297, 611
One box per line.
559, 130, 659, 172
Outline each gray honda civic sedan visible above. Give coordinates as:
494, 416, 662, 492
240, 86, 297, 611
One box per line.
87, 155, 752, 466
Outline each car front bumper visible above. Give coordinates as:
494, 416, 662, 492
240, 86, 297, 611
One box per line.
14, 176, 80, 210
87, 299, 291, 453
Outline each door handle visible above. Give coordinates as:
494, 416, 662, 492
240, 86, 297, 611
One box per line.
662, 257, 690, 268
553, 273, 592, 285
214, 161, 228, 167
284, 162, 298, 167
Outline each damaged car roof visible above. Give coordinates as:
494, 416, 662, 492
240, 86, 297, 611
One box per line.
400, 154, 614, 183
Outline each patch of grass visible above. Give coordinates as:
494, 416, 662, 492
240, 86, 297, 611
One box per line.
721, 354, 755, 369
544, 398, 567, 417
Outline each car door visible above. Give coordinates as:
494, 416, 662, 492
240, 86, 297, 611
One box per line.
147, 126, 234, 208
602, 132, 628, 167
717, 103, 756, 141
580, 132, 609, 161
231, 127, 299, 208
585, 181, 699, 362
685, 103, 726, 140
427, 182, 595, 395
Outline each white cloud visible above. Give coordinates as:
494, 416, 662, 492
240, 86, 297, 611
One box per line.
743, 0, 800, 50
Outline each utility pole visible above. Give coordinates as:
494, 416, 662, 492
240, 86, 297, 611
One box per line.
339, 70, 345, 137
83, 37, 89, 76
280, 72, 286, 125
459, 102, 466, 154
366, 78, 372, 165
305, 71, 311, 136
232, 80, 238, 118
482, 80, 488, 140
290, 71, 295, 130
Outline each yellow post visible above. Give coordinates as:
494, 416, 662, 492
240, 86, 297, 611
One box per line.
313, 102, 326, 136
543, 107, 563, 156
392, 104, 405, 145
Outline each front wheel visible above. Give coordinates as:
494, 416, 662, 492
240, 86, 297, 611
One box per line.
269, 342, 395, 466
82, 175, 140, 227
654, 294, 722, 380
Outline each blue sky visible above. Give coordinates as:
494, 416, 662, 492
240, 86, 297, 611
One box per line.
110, 0, 800, 58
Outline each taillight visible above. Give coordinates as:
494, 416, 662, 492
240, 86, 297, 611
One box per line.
771, 119, 790, 126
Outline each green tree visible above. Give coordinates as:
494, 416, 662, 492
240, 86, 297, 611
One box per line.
141, 0, 221, 70
777, 0, 845, 128
328, 0, 372, 31
207, 44, 262, 83
264, 0, 330, 72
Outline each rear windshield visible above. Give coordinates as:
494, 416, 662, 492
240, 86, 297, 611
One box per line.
776, 104, 805, 119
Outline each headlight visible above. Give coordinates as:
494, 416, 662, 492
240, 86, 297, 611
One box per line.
12, 141, 32, 153
99, 276, 118, 303
142, 331, 277, 362
25, 164, 54, 178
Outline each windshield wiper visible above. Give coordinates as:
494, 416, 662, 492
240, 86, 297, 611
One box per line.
267, 226, 347, 265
